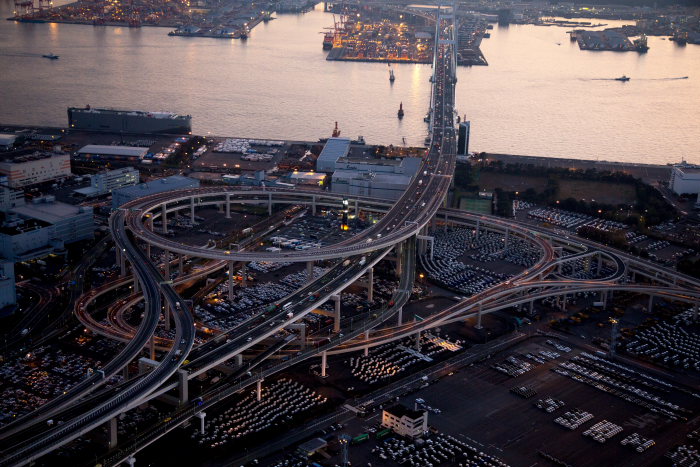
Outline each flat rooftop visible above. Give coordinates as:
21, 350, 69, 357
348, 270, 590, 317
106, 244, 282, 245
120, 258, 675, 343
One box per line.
0, 150, 66, 163
13, 201, 90, 224
77, 145, 149, 158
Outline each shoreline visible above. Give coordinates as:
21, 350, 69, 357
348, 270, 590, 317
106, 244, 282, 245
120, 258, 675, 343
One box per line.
0, 123, 677, 180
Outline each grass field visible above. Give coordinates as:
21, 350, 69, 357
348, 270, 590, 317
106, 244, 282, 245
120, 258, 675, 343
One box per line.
475, 172, 636, 205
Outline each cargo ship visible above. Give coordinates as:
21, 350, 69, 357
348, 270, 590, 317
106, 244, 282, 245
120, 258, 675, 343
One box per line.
322, 32, 333, 50
67, 106, 192, 134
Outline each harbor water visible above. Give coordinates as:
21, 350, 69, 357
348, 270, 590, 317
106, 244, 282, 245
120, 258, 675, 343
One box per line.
0, 2, 698, 164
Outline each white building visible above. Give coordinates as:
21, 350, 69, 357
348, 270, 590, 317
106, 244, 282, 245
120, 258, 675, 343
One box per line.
0, 151, 71, 188
331, 157, 422, 200
316, 138, 351, 172
0, 176, 25, 211
76, 145, 149, 162
0, 261, 16, 309
670, 163, 700, 196
381, 404, 428, 439
74, 167, 139, 198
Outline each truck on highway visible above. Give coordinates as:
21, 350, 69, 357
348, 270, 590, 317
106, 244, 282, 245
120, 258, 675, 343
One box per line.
286, 311, 294, 319
359, 256, 366, 266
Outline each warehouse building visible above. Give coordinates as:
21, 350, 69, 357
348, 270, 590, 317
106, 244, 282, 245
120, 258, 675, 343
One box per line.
670, 163, 700, 196
316, 138, 351, 172
112, 175, 199, 208
0, 176, 25, 211
288, 171, 326, 186
76, 145, 149, 162
0, 150, 71, 188
13, 196, 94, 246
0, 261, 16, 310
331, 157, 421, 200
74, 167, 139, 198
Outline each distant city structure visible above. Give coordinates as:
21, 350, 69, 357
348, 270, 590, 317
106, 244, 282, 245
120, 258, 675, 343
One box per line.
111, 175, 199, 209
73, 167, 139, 199
381, 404, 428, 438
0, 150, 71, 188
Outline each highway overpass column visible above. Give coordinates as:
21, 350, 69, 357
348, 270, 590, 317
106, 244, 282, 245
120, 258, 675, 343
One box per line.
178, 254, 184, 276
367, 267, 374, 302
694, 304, 698, 321
364, 331, 370, 356
133, 276, 140, 293
397, 307, 403, 326
332, 295, 341, 333
256, 379, 263, 401
444, 213, 448, 232
190, 197, 196, 224
475, 303, 483, 329
164, 299, 171, 331
321, 351, 328, 377
228, 261, 235, 300
311, 195, 316, 216
355, 199, 359, 216
149, 336, 156, 360
504, 228, 510, 249
475, 219, 480, 240
414, 331, 421, 350
241, 265, 247, 288
225, 193, 231, 218
307, 261, 314, 281
235, 354, 243, 367
196, 412, 206, 434
178, 369, 189, 405
648, 294, 654, 313
108, 416, 118, 449
161, 204, 168, 234
597, 253, 603, 276
164, 252, 171, 279
268, 193, 272, 215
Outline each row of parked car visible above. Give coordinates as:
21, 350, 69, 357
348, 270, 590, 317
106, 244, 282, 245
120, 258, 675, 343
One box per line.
374, 433, 508, 467
191, 378, 326, 448
622, 309, 700, 372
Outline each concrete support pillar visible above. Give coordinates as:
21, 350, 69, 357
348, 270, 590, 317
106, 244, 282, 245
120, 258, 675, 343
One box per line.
504, 228, 510, 249
190, 197, 196, 224
475, 219, 480, 240
126, 455, 136, 467
178, 254, 184, 276
648, 294, 653, 313
354, 199, 359, 216
306, 261, 314, 281
529, 300, 534, 314
161, 204, 168, 234
225, 193, 231, 219
196, 412, 206, 434
475, 304, 483, 329
228, 261, 235, 300
108, 416, 118, 449
164, 301, 171, 331
366, 267, 374, 302
268, 193, 272, 216
397, 306, 403, 326
444, 213, 448, 232
163, 253, 170, 280
256, 379, 263, 401
311, 195, 316, 216
235, 354, 243, 367
241, 265, 247, 288
146, 242, 151, 260
597, 253, 603, 276
149, 336, 156, 360
321, 351, 328, 378
178, 369, 188, 405
332, 295, 341, 333
364, 331, 370, 357
395, 242, 404, 278
414, 331, 421, 350
123, 364, 129, 380
694, 303, 698, 321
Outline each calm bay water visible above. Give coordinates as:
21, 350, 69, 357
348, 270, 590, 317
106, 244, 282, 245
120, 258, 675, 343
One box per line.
0, 1, 698, 164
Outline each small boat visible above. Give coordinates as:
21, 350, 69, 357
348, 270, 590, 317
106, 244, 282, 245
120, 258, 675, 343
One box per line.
42, 53, 59, 60
397, 102, 404, 119
389, 68, 395, 82
614, 75, 630, 82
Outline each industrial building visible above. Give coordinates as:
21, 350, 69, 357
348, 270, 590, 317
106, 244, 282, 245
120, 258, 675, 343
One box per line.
0, 261, 16, 309
316, 138, 351, 172
0, 176, 25, 211
0, 150, 71, 188
73, 167, 139, 198
112, 175, 199, 209
76, 145, 149, 162
13, 196, 94, 246
331, 157, 421, 200
288, 171, 326, 186
669, 163, 700, 196
381, 404, 428, 438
